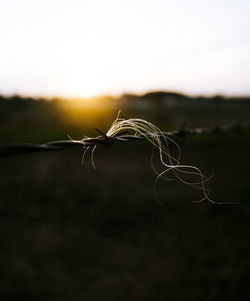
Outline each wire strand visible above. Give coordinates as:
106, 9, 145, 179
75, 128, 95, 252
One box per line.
0, 122, 248, 156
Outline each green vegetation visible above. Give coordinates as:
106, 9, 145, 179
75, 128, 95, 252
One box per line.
1, 92, 250, 142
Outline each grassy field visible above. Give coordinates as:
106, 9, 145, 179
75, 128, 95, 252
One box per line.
0, 96, 250, 300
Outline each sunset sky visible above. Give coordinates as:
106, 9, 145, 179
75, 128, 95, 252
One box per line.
0, 0, 250, 97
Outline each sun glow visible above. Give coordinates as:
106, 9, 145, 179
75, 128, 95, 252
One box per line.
60, 59, 107, 98
65, 77, 106, 99
54, 94, 117, 132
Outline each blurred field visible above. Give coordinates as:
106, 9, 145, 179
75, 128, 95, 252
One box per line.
0, 94, 250, 300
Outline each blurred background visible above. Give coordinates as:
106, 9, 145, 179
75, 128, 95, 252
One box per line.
0, 1, 250, 300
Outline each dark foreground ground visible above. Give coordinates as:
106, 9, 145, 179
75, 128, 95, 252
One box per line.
1, 133, 250, 301
0, 96, 250, 300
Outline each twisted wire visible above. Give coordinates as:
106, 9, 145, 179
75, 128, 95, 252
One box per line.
0, 122, 248, 156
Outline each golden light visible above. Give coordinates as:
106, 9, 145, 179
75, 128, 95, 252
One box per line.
55, 95, 117, 132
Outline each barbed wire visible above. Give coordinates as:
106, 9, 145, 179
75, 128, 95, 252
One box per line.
0, 122, 249, 156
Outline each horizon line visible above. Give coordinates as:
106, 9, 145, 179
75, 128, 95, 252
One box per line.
1, 89, 250, 100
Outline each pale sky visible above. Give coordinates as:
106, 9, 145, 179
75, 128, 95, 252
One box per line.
0, 0, 250, 97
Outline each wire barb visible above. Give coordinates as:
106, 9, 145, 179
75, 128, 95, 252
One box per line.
94, 128, 115, 148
